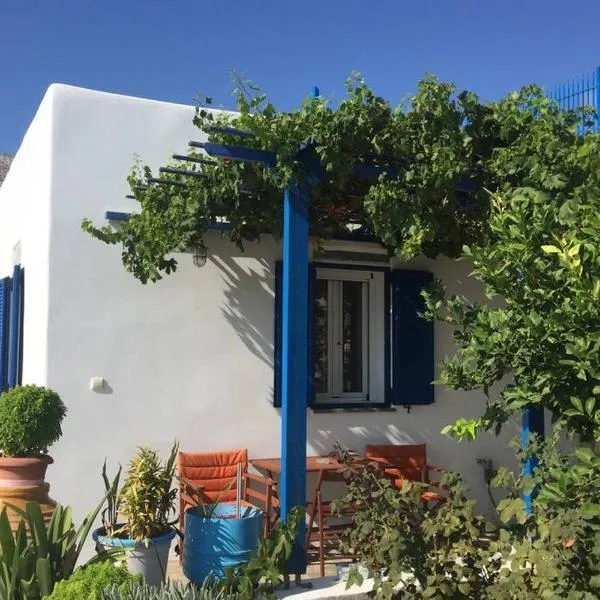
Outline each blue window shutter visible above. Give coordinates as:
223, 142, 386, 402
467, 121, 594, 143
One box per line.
0, 277, 11, 392
7, 265, 22, 390
273, 261, 315, 407
16, 268, 24, 385
391, 269, 434, 405
274, 261, 283, 407
307, 264, 316, 406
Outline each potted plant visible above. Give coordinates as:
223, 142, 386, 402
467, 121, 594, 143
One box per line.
93, 443, 178, 586
0, 385, 67, 532
181, 477, 264, 584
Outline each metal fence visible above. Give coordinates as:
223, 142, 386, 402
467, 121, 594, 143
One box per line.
546, 66, 600, 131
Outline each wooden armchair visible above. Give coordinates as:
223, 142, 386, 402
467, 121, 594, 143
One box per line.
177, 449, 278, 542
365, 443, 448, 507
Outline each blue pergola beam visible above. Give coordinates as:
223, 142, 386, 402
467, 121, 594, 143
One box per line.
172, 154, 217, 166
189, 141, 277, 169
147, 178, 187, 187
159, 167, 206, 179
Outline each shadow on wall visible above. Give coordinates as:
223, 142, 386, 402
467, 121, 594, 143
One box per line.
209, 253, 275, 370
208, 246, 523, 516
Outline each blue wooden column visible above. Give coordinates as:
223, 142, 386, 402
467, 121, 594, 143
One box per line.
280, 182, 309, 574
522, 405, 545, 514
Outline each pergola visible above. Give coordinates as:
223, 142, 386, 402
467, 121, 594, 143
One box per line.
107, 86, 547, 575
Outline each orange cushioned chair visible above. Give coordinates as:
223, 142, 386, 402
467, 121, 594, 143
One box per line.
365, 443, 447, 507
177, 449, 278, 543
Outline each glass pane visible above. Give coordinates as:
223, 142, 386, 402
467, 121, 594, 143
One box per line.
314, 279, 328, 394
342, 280, 363, 392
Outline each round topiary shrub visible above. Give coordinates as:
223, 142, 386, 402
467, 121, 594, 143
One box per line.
47, 561, 141, 600
0, 385, 67, 456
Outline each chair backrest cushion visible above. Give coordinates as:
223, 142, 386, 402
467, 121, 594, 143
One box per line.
365, 444, 427, 482
178, 449, 248, 503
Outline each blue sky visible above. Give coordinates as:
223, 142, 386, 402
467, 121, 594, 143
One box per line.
2, 1, 600, 153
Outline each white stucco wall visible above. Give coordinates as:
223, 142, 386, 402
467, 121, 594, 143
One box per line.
3, 85, 523, 541
0, 89, 54, 385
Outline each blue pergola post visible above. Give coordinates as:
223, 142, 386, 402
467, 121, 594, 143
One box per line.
280, 182, 309, 574
522, 405, 545, 514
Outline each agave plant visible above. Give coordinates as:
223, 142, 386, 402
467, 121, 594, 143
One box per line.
101, 459, 122, 537
0, 498, 111, 599
100, 580, 237, 600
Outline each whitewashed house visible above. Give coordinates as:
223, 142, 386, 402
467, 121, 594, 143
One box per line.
0, 84, 521, 527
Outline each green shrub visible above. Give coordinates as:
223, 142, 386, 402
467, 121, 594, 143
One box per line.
47, 561, 141, 600
100, 580, 236, 600
0, 385, 66, 456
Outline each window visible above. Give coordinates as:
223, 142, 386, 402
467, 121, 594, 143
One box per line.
273, 261, 435, 409
313, 267, 385, 406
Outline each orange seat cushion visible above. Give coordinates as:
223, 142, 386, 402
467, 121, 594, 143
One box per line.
178, 449, 248, 503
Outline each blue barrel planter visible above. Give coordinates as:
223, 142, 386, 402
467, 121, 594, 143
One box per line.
182, 503, 263, 583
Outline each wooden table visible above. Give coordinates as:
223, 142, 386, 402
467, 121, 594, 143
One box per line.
250, 455, 345, 478
250, 455, 347, 586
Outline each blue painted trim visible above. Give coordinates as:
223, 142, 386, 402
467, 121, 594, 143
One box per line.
191, 142, 277, 169
522, 406, 545, 514
105, 211, 131, 222
280, 184, 309, 574
7, 265, 21, 389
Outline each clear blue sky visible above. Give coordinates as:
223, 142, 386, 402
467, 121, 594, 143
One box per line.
2, 1, 600, 153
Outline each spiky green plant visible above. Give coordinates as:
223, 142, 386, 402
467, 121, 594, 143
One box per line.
100, 580, 237, 600
117, 442, 178, 542
0, 498, 110, 599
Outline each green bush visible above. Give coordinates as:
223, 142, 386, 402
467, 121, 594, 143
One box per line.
0, 385, 66, 456
47, 561, 141, 600
100, 580, 236, 600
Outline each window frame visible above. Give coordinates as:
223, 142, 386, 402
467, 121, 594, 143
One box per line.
312, 262, 391, 409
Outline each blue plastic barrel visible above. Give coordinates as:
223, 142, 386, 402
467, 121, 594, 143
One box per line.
182, 503, 263, 583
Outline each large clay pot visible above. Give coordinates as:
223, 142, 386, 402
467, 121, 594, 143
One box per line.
0, 456, 56, 532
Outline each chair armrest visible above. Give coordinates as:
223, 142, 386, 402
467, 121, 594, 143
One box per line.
179, 477, 205, 493
245, 472, 276, 488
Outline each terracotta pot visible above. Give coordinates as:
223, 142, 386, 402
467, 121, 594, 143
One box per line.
0, 456, 56, 533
